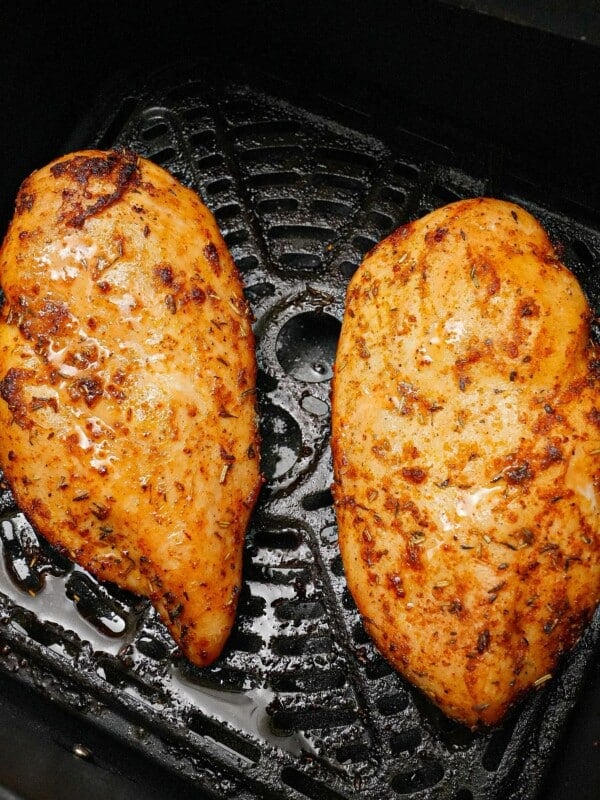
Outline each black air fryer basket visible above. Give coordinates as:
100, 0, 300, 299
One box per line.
0, 4, 599, 800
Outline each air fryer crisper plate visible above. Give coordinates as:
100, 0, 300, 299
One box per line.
0, 62, 599, 800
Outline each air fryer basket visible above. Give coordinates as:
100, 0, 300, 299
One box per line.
0, 61, 599, 800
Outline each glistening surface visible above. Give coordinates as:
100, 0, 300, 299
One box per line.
0, 65, 599, 800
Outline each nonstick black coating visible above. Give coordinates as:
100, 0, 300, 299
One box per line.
0, 61, 599, 800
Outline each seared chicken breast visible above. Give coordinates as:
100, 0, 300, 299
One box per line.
332, 198, 600, 727
0, 150, 262, 666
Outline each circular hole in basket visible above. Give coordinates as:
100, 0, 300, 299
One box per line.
276, 311, 341, 382
259, 401, 302, 481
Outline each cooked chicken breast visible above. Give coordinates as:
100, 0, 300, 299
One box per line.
0, 150, 262, 666
331, 198, 600, 727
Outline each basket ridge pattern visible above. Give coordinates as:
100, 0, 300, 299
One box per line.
0, 67, 599, 800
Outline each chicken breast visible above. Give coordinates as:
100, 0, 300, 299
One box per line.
0, 150, 262, 666
331, 198, 600, 727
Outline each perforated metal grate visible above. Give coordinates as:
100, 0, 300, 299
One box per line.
0, 63, 599, 800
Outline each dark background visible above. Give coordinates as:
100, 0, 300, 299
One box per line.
2, 0, 600, 220
0, 2, 599, 798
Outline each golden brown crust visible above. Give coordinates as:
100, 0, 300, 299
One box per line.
331, 198, 600, 727
0, 150, 262, 666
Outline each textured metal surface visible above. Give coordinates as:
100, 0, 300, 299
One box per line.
0, 62, 599, 800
